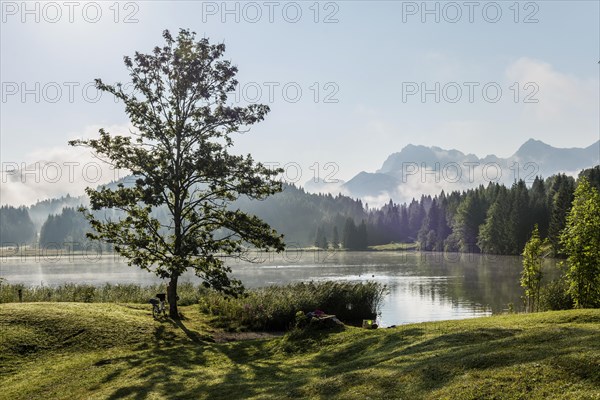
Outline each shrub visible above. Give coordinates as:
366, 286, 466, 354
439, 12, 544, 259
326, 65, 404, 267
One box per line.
540, 278, 574, 311
198, 281, 387, 331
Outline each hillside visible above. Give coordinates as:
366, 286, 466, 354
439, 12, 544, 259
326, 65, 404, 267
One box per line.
1, 303, 599, 399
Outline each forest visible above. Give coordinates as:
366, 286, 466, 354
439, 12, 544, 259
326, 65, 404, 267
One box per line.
1, 166, 599, 257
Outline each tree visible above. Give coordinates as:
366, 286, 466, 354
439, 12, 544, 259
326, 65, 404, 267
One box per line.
478, 187, 514, 254
529, 176, 549, 238
39, 207, 90, 250
69, 29, 285, 318
342, 218, 357, 250
332, 226, 339, 249
548, 174, 575, 255
450, 191, 486, 253
342, 217, 368, 250
314, 226, 322, 248
0, 206, 35, 246
521, 225, 544, 312
356, 220, 368, 250
435, 196, 452, 249
407, 199, 425, 240
398, 205, 409, 242
578, 166, 600, 193
418, 199, 441, 251
314, 225, 327, 249
560, 177, 600, 308
320, 234, 328, 250
509, 180, 531, 254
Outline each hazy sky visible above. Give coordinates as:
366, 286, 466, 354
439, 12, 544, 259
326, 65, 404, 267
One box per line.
1, 1, 599, 204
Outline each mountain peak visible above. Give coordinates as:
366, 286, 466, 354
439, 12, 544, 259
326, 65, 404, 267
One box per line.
518, 138, 550, 149
513, 139, 555, 159
586, 140, 600, 151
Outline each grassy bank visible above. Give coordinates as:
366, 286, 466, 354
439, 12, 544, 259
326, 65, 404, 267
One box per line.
1, 281, 386, 331
1, 303, 599, 399
369, 242, 418, 251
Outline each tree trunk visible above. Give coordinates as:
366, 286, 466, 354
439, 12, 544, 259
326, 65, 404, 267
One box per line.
168, 274, 179, 319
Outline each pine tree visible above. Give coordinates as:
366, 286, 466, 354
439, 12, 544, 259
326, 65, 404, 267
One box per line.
478, 187, 513, 254
529, 176, 549, 238
407, 199, 425, 240
417, 199, 440, 251
435, 195, 452, 250
357, 220, 368, 250
314, 226, 324, 248
0, 206, 36, 246
509, 180, 531, 254
39, 207, 90, 249
451, 191, 487, 253
548, 174, 575, 255
343, 218, 357, 250
399, 205, 409, 242
332, 226, 340, 249
319, 231, 328, 250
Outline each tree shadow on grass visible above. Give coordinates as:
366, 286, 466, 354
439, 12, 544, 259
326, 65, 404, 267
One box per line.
170, 318, 211, 343
274, 326, 599, 398
91, 313, 287, 399
104, 338, 212, 399
103, 338, 309, 399
359, 326, 600, 396
100, 323, 600, 399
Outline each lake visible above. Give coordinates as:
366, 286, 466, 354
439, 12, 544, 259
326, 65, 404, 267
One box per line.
0, 250, 558, 326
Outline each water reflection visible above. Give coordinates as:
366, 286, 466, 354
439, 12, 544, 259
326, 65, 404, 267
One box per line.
0, 251, 559, 325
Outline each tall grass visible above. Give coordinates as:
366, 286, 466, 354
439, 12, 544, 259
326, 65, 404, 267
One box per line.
0, 282, 204, 306
199, 281, 387, 331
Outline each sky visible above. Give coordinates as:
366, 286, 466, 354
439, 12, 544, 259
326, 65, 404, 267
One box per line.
1, 0, 599, 205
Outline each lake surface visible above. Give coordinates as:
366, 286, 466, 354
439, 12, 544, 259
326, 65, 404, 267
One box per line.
0, 250, 558, 326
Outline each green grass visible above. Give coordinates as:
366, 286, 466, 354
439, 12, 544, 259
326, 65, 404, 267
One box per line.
1, 303, 599, 399
369, 242, 418, 251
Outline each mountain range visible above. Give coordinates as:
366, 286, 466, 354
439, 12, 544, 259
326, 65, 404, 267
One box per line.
3, 138, 599, 214
304, 139, 600, 206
